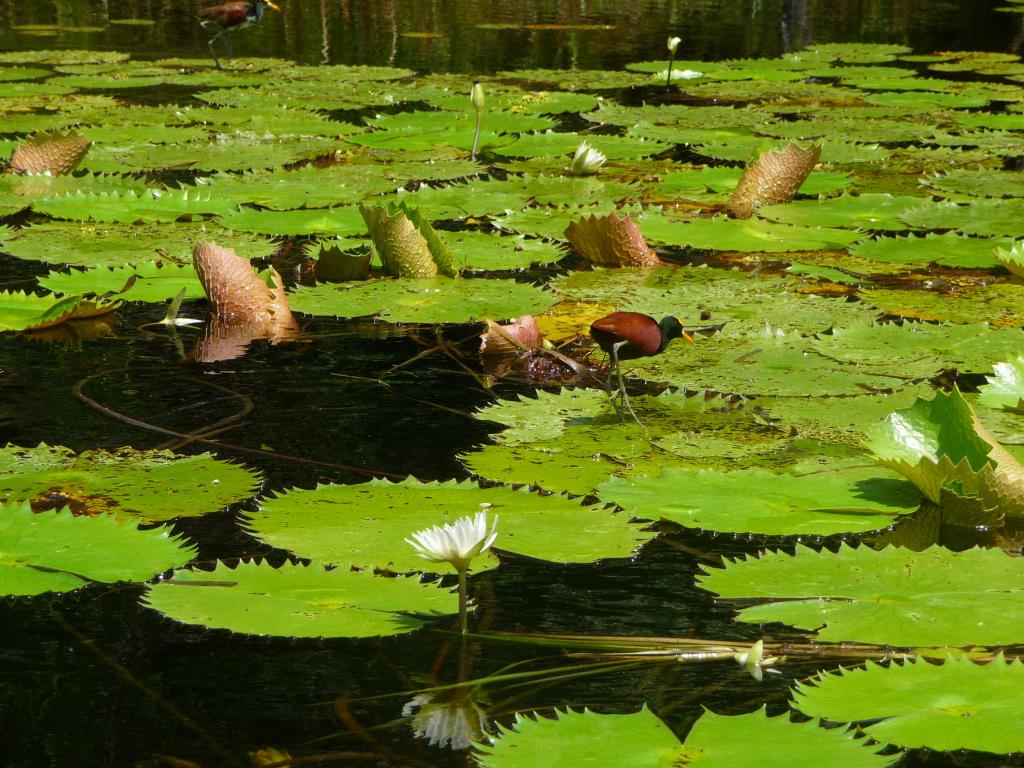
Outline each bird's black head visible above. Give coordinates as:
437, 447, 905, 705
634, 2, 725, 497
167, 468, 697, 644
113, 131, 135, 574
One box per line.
657, 316, 684, 351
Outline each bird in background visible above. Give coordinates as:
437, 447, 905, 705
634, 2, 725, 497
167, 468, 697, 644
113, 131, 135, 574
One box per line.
590, 311, 693, 426
198, 0, 280, 70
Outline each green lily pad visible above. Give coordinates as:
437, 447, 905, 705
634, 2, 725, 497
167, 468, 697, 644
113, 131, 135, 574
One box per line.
0, 501, 195, 597
287, 276, 554, 324
858, 283, 1024, 326
638, 214, 862, 252
466, 389, 806, 496
0, 444, 261, 522
794, 655, 1024, 753
0, 291, 102, 332
478, 706, 894, 768
811, 321, 1024, 379
498, 132, 671, 160
700, 544, 1024, 646
848, 232, 1008, 269
248, 478, 653, 572
34, 189, 237, 224
216, 206, 367, 236
899, 199, 1024, 236
0, 221, 273, 268
40, 262, 203, 303
756, 194, 928, 231
598, 465, 919, 536
447, 230, 565, 271
142, 560, 457, 638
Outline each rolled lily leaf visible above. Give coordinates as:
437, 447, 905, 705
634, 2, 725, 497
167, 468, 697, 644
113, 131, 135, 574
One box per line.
994, 242, 1024, 277
729, 141, 821, 219
7, 130, 92, 176
359, 202, 458, 278
314, 242, 372, 282
868, 387, 1024, 517
564, 212, 661, 267
979, 354, 1024, 413
192, 242, 298, 361
479, 315, 542, 357
192, 241, 297, 330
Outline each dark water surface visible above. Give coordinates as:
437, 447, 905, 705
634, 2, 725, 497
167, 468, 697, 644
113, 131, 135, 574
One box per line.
3, 1, 1024, 767
0, 0, 1020, 72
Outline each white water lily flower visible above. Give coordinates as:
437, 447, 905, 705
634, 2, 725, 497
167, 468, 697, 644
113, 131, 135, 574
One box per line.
733, 639, 780, 682
406, 511, 498, 572
569, 141, 606, 176
667, 36, 681, 54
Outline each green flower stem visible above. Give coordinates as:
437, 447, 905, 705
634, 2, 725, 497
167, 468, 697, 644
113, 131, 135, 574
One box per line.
471, 109, 483, 161
666, 52, 675, 88
458, 567, 469, 634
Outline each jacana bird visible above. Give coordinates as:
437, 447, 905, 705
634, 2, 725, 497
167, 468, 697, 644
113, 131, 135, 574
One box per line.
198, 0, 280, 70
590, 312, 693, 425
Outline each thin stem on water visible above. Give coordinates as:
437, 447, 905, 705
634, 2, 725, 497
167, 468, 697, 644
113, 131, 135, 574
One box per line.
471, 109, 483, 161
458, 568, 469, 634
666, 53, 675, 88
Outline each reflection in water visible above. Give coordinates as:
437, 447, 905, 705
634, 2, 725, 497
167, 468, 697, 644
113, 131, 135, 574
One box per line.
0, 0, 1017, 73
403, 689, 492, 750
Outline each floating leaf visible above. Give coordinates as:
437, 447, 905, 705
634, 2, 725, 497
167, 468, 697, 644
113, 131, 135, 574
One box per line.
0, 444, 262, 522
248, 478, 653, 571
0, 221, 274, 268
35, 188, 236, 224
794, 655, 1024, 753
598, 466, 919, 536
700, 544, 1024, 646
757, 194, 928, 231
849, 232, 1007, 269
477, 706, 893, 768
0, 501, 195, 597
40, 262, 204, 303
143, 560, 457, 638
288, 276, 554, 324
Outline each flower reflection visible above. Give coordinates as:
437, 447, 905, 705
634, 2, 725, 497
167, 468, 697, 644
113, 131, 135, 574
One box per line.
402, 691, 491, 750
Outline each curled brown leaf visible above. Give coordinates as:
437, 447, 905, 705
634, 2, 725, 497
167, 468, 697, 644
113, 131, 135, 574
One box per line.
729, 142, 821, 219
564, 212, 661, 267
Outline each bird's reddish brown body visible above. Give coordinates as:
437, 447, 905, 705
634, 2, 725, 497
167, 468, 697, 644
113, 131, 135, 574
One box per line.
198, 1, 251, 29
590, 312, 668, 360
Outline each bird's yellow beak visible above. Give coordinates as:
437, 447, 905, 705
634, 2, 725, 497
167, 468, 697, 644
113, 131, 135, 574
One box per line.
683, 332, 695, 344
265, 0, 281, 9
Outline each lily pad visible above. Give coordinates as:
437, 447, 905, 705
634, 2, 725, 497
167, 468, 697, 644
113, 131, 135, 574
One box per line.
598, 465, 919, 536
247, 478, 653, 572
287, 277, 554, 324
34, 189, 237, 224
0, 501, 195, 597
142, 560, 457, 638
478, 706, 894, 768
0, 222, 273, 268
794, 655, 1024, 753
0, 444, 261, 522
699, 544, 1024, 646
40, 262, 204, 303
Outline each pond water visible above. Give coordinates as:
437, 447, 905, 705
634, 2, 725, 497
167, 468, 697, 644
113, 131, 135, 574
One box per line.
5, 1, 1024, 767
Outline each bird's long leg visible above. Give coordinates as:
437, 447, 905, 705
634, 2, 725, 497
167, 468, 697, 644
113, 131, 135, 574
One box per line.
602, 362, 622, 422
612, 341, 643, 427
207, 31, 224, 70
225, 29, 234, 59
